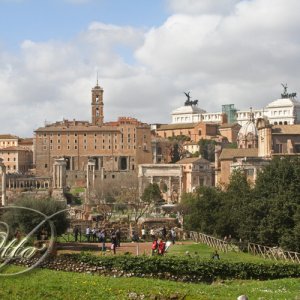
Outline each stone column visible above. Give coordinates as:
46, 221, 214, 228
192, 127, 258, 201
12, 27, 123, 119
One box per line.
178, 175, 182, 203
52, 158, 67, 202
0, 159, 7, 206
86, 158, 96, 205
168, 176, 172, 203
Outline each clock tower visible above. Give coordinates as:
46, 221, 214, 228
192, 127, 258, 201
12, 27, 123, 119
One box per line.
91, 81, 104, 126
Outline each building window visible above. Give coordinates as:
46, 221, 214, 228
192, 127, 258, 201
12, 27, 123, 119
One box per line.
295, 144, 300, 153
50, 146, 53, 150
67, 146, 70, 150
45, 164, 48, 168
75, 133, 77, 137
58, 139, 61, 144
84, 133, 87, 137
74, 146, 77, 150
57, 146, 61, 150
275, 144, 283, 153
43, 146, 47, 150
246, 169, 254, 176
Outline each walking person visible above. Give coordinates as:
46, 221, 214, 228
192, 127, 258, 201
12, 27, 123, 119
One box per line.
151, 238, 158, 256
162, 226, 167, 239
116, 228, 121, 247
86, 226, 91, 242
150, 228, 155, 240
141, 227, 146, 240
158, 239, 166, 256
74, 226, 79, 242
111, 232, 117, 255
100, 229, 106, 252
170, 228, 176, 245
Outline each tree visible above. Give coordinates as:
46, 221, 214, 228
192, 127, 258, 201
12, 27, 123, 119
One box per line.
92, 178, 122, 223
198, 139, 216, 162
116, 174, 154, 225
141, 183, 162, 205
1, 196, 69, 237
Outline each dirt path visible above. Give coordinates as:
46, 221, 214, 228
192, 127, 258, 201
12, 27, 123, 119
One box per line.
57, 241, 193, 256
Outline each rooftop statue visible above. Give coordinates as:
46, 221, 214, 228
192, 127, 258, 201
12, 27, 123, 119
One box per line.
184, 92, 198, 106
281, 83, 297, 99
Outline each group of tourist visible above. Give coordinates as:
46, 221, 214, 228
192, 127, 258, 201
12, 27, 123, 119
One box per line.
73, 225, 177, 256
151, 238, 168, 256
74, 226, 122, 254
140, 226, 177, 244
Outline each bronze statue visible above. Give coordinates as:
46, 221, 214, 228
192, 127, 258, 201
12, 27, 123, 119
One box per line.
281, 83, 297, 99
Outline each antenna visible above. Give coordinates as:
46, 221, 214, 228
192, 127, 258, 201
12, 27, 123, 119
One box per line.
96, 71, 99, 87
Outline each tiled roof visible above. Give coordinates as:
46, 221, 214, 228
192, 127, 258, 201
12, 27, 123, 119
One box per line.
272, 125, 300, 134
219, 123, 241, 129
0, 134, 18, 139
176, 157, 210, 164
156, 123, 196, 130
219, 148, 258, 160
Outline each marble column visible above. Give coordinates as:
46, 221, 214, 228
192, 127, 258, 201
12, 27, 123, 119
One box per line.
52, 158, 67, 202
0, 159, 7, 206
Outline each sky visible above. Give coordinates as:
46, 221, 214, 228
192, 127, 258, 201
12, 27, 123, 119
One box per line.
1, 0, 300, 136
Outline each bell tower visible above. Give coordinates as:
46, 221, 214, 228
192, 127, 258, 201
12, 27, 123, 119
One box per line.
91, 79, 104, 126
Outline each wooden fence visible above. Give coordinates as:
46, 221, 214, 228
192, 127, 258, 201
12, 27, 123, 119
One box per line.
248, 242, 300, 263
189, 230, 300, 263
189, 231, 239, 253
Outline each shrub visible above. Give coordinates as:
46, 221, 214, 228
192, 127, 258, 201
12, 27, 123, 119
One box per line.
65, 253, 300, 282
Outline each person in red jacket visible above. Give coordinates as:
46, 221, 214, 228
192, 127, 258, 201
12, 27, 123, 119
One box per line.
158, 239, 166, 256
151, 238, 158, 256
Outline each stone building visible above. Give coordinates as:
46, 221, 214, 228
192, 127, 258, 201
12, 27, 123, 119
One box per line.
34, 83, 152, 180
0, 134, 33, 174
138, 157, 212, 203
215, 117, 300, 186
171, 86, 300, 127
154, 122, 219, 143
237, 110, 258, 149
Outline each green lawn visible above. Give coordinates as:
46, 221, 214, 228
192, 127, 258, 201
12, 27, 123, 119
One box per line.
168, 242, 276, 264
0, 267, 299, 300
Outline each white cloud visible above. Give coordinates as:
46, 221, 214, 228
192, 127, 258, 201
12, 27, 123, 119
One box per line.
1, 0, 300, 137
166, 0, 241, 15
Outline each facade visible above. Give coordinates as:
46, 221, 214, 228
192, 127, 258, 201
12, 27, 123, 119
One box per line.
176, 157, 212, 192
0, 147, 33, 174
139, 157, 212, 203
215, 148, 263, 186
35, 83, 152, 178
155, 122, 219, 143
0, 135, 19, 149
0, 135, 33, 174
183, 142, 200, 154
171, 86, 300, 127
215, 118, 300, 186
237, 111, 258, 149
218, 123, 241, 143
151, 137, 173, 164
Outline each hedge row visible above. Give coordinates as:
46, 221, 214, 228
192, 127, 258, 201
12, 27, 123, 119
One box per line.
66, 253, 300, 282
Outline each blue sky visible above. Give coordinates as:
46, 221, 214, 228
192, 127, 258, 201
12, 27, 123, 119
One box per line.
0, 0, 168, 50
1, 0, 300, 136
